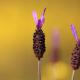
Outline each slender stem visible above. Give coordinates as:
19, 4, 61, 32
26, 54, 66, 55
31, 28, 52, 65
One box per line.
38, 60, 41, 80
71, 70, 75, 80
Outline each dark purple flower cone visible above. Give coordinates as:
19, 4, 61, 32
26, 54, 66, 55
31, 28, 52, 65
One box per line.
33, 28, 46, 60
71, 40, 80, 70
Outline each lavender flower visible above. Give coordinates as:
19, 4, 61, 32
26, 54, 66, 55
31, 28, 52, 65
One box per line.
32, 8, 46, 60
71, 24, 80, 70
50, 29, 60, 63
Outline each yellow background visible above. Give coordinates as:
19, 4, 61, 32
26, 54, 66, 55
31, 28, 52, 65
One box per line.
0, 0, 80, 80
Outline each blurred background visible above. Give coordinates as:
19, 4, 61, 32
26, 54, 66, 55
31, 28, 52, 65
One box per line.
0, 0, 80, 80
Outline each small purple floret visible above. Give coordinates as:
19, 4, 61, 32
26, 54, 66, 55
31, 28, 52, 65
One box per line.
71, 24, 78, 42
36, 19, 42, 29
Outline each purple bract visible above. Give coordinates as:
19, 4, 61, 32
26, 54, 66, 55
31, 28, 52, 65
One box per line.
32, 8, 46, 29
71, 24, 78, 42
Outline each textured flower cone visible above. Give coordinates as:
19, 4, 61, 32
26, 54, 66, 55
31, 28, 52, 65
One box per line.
33, 28, 46, 60
71, 41, 80, 70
